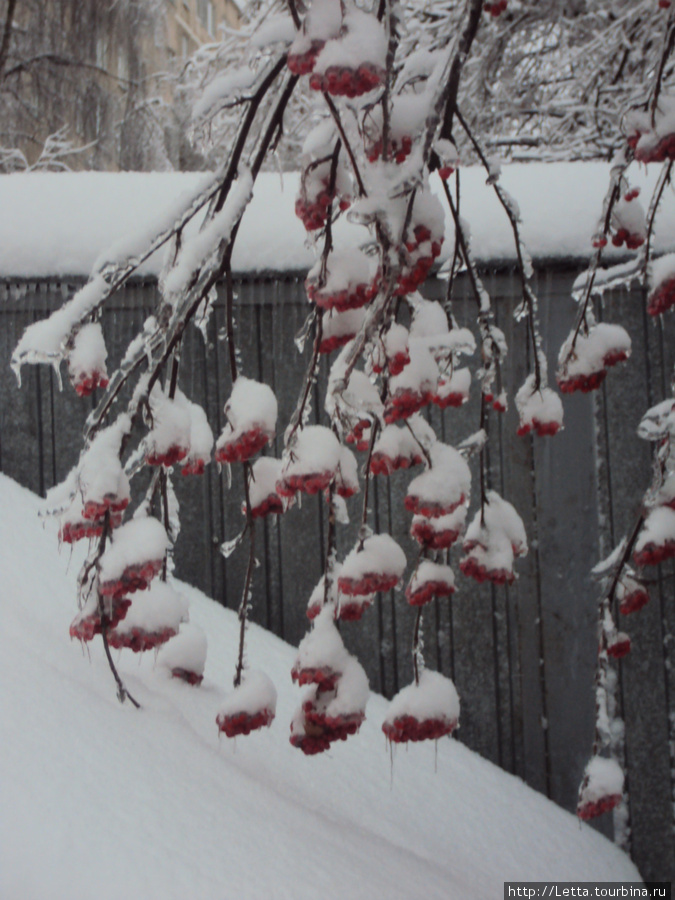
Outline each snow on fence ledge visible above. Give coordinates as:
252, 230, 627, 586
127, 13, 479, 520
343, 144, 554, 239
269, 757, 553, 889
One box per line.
1, 163, 675, 280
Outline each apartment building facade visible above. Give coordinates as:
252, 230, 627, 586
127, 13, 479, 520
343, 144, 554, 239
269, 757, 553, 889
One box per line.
1, 0, 242, 172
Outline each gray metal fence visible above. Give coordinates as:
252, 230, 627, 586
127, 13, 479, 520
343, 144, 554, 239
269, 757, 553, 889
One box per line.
0, 270, 673, 883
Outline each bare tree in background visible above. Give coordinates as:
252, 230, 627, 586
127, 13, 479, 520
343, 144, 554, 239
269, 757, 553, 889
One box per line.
0, 0, 177, 171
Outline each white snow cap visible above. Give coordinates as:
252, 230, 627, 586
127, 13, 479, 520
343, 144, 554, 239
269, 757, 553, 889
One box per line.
111, 580, 189, 637
67, 322, 108, 387
340, 533, 407, 584
294, 606, 350, 674
649, 252, 675, 290
558, 323, 631, 378
435, 368, 471, 406
407, 560, 455, 598
637, 398, 675, 441
12, 275, 108, 370
327, 367, 383, 428
279, 425, 341, 484
515, 375, 564, 435
579, 756, 623, 804
307, 564, 341, 617
412, 506, 468, 541
611, 195, 646, 242
157, 623, 208, 678
307, 247, 373, 296
635, 506, 675, 555
409, 298, 449, 341
217, 669, 277, 718
325, 655, 369, 718
385, 670, 460, 726
389, 339, 439, 395
78, 417, 131, 515
466, 490, 528, 556
181, 394, 214, 470
289, 0, 342, 57
248, 457, 284, 508
146, 385, 191, 462
405, 443, 471, 516
99, 517, 170, 584
313, 7, 387, 74
225, 376, 278, 433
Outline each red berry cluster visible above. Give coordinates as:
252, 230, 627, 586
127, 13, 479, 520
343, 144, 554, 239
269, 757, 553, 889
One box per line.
459, 552, 514, 585
484, 0, 508, 15
370, 448, 423, 476
432, 378, 467, 409
181, 458, 207, 476
291, 700, 364, 755
108, 625, 178, 653
146, 444, 188, 468
306, 277, 377, 312
215, 426, 270, 465
558, 368, 607, 394
396, 224, 443, 295
606, 632, 631, 659
405, 577, 455, 607
318, 331, 355, 355
647, 276, 675, 316
345, 419, 371, 451
438, 164, 455, 180
633, 536, 675, 567
410, 518, 462, 550
72, 370, 109, 397
69, 596, 131, 643
82, 494, 129, 522
618, 584, 650, 615
366, 134, 413, 164
382, 713, 457, 743
216, 707, 275, 738
516, 417, 562, 437
577, 793, 621, 821
338, 570, 399, 595
404, 491, 466, 519
387, 348, 410, 377
384, 387, 434, 423
611, 227, 645, 250
286, 40, 325, 75
484, 390, 507, 412
309, 63, 384, 97
558, 344, 629, 395
277, 469, 334, 497
171, 667, 203, 686
628, 128, 675, 163
291, 663, 340, 691
248, 493, 285, 519
296, 170, 349, 232
59, 509, 123, 544
336, 595, 373, 621
99, 558, 164, 599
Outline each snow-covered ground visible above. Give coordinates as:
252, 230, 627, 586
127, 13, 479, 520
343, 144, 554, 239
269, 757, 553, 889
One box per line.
0, 473, 641, 900
0, 162, 673, 279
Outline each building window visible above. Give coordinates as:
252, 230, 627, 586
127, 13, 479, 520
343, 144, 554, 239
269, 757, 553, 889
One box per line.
207, 1, 215, 36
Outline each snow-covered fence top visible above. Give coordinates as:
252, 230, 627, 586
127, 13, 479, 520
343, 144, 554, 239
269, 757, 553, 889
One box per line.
1, 163, 674, 280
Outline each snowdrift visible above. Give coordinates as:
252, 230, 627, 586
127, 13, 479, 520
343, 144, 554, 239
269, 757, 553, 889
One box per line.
0, 163, 673, 279
0, 473, 640, 900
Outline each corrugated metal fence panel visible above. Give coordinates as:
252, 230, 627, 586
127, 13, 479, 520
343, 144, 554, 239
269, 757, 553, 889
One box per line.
1, 273, 673, 882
